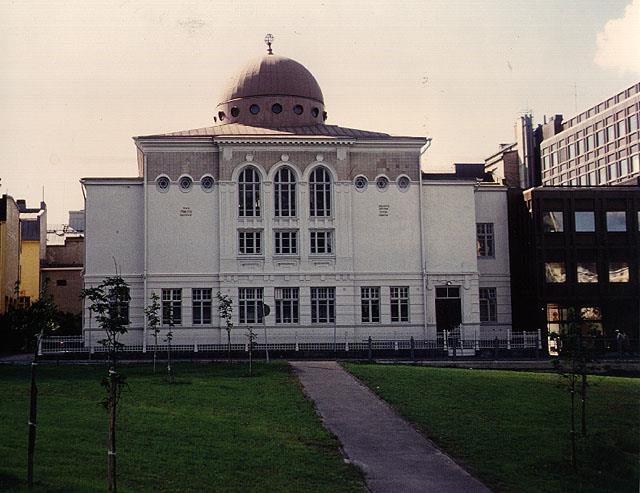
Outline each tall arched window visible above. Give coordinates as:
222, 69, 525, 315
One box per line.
274, 167, 296, 217
238, 166, 261, 217
309, 166, 332, 217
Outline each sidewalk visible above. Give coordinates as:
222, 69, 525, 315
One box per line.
290, 361, 491, 493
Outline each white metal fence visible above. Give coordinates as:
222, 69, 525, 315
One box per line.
40, 330, 542, 356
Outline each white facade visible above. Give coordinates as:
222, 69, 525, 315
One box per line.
82, 149, 511, 348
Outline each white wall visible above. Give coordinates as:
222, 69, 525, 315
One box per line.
82, 146, 513, 347
475, 185, 512, 337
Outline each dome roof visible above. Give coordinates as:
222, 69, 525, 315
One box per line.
215, 54, 326, 128
219, 55, 324, 104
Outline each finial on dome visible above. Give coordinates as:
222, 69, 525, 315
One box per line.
264, 33, 274, 55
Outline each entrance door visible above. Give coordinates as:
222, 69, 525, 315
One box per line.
435, 286, 462, 332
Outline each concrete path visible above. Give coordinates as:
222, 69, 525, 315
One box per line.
290, 361, 491, 493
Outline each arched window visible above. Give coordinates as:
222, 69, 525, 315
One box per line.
238, 166, 261, 217
274, 167, 296, 217
309, 166, 331, 217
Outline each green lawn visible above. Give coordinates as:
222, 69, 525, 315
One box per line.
0, 362, 363, 493
344, 363, 639, 493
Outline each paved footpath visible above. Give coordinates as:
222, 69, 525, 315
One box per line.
290, 361, 491, 493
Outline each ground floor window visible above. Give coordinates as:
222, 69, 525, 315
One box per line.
192, 288, 212, 325
239, 288, 263, 324
546, 304, 603, 355
162, 288, 182, 325
361, 287, 380, 323
275, 287, 299, 323
390, 286, 409, 322
311, 287, 335, 324
479, 287, 497, 323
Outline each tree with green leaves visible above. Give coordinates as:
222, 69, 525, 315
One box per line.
81, 276, 130, 493
144, 292, 161, 373
216, 291, 233, 364
26, 285, 59, 487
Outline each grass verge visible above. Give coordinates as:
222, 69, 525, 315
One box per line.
0, 362, 363, 493
344, 363, 639, 493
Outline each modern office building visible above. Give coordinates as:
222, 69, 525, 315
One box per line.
539, 82, 640, 187
508, 186, 640, 351
81, 48, 512, 349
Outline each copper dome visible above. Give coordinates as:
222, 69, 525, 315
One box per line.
215, 54, 326, 127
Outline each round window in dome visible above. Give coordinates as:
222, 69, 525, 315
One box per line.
179, 176, 193, 192
218, 111, 226, 121
271, 103, 283, 114
231, 106, 240, 117
311, 107, 319, 118
376, 176, 389, 191
397, 176, 410, 191
201, 175, 215, 192
156, 176, 170, 193
354, 175, 368, 192
293, 105, 304, 115
250, 104, 260, 115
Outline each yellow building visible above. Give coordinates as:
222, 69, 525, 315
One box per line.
0, 195, 20, 313
17, 201, 47, 306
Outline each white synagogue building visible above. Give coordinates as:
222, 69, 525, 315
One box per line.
81, 45, 511, 351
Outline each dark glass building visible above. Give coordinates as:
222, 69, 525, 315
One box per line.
508, 186, 640, 353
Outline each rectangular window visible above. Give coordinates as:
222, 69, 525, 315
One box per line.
617, 119, 626, 137
361, 287, 380, 323
56, 279, 67, 286
476, 223, 494, 257
606, 125, 615, 142
628, 114, 638, 133
479, 287, 497, 323
310, 287, 335, 324
577, 263, 598, 283
108, 286, 130, 324
542, 211, 564, 232
586, 134, 594, 151
162, 288, 182, 325
435, 286, 460, 299
310, 230, 333, 254
238, 230, 262, 255
390, 287, 409, 323
238, 288, 263, 324
574, 211, 595, 232
192, 288, 212, 325
274, 230, 298, 255
609, 262, 630, 283
275, 287, 299, 324
606, 211, 627, 232
545, 262, 566, 283
632, 155, 639, 173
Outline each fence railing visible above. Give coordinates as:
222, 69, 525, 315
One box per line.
40, 331, 543, 356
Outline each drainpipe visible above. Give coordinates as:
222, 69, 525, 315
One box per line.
418, 138, 432, 338
142, 153, 148, 353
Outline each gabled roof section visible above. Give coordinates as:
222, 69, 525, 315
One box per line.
137, 123, 419, 140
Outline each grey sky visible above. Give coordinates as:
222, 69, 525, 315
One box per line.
1, 0, 639, 223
